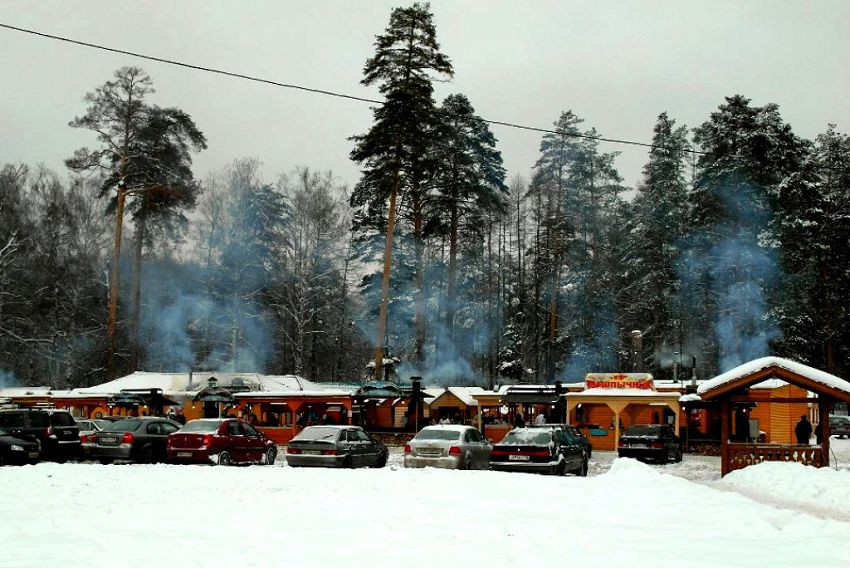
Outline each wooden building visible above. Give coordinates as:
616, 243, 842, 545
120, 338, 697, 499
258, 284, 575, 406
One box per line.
693, 357, 850, 475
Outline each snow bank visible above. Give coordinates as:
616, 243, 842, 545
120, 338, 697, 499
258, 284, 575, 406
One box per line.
722, 461, 850, 513
2, 460, 848, 567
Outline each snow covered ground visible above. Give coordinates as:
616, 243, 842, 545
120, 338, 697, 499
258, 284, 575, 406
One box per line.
2, 440, 849, 568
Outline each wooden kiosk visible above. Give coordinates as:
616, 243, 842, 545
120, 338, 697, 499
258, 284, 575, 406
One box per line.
696, 357, 850, 476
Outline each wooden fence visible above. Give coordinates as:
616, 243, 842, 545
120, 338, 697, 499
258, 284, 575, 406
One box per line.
726, 443, 824, 474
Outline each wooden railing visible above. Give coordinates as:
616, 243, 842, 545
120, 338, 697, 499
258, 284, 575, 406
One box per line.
725, 443, 824, 475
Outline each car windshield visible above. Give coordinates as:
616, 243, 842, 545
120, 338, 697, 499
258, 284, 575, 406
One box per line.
624, 426, 660, 437
179, 420, 222, 433
49, 413, 76, 426
295, 427, 341, 441
103, 419, 141, 432
414, 429, 461, 441
500, 429, 552, 445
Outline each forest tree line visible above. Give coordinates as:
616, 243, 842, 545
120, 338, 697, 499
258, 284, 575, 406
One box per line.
1, 4, 849, 388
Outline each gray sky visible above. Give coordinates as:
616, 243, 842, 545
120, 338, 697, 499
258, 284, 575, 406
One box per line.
1, 1, 848, 191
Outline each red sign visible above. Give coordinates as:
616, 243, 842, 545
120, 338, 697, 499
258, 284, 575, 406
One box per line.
584, 373, 654, 390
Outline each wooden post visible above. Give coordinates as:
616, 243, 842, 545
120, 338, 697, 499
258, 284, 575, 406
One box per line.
818, 397, 832, 467
720, 399, 730, 476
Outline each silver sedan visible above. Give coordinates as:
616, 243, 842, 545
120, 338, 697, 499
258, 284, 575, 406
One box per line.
404, 425, 492, 470
285, 425, 388, 468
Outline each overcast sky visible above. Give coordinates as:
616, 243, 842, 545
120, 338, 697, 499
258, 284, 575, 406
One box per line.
1, 1, 848, 192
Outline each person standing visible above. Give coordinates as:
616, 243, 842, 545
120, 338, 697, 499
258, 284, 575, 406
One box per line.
794, 415, 813, 445
534, 412, 547, 426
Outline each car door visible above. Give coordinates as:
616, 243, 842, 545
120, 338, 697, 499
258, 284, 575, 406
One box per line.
226, 420, 246, 462
241, 422, 265, 462
559, 429, 582, 471
342, 429, 361, 466
355, 429, 380, 466
161, 422, 180, 460
144, 421, 168, 460
465, 428, 488, 469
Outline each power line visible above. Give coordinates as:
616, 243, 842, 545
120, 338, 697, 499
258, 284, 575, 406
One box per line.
0, 21, 703, 155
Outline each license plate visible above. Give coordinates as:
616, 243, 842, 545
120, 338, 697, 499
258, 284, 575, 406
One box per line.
100, 437, 117, 444
302, 450, 321, 455
28, 452, 39, 459
419, 449, 440, 455
177, 452, 193, 457
630, 443, 647, 448
508, 454, 530, 461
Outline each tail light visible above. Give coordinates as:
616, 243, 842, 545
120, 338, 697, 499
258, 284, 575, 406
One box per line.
491, 449, 508, 456
321, 449, 338, 456
286, 447, 302, 454
650, 442, 663, 449
403, 444, 412, 454
44, 427, 56, 439
166, 436, 174, 449
618, 440, 627, 448
199, 434, 213, 449
448, 446, 462, 456
80, 434, 90, 443
121, 432, 135, 444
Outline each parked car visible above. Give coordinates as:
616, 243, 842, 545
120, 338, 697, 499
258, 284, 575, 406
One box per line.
404, 424, 492, 470
75, 418, 110, 457
829, 415, 850, 439
90, 417, 181, 464
617, 424, 682, 463
560, 424, 592, 458
490, 425, 588, 476
167, 418, 277, 466
286, 425, 388, 468
0, 408, 81, 461
0, 427, 40, 466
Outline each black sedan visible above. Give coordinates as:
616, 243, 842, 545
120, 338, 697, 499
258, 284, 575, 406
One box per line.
0, 427, 40, 466
490, 425, 588, 476
90, 417, 182, 464
286, 425, 388, 468
617, 424, 682, 463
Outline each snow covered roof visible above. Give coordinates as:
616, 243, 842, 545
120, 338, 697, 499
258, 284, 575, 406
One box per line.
74, 371, 340, 397
697, 357, 850, 400
428, 386, 486, 407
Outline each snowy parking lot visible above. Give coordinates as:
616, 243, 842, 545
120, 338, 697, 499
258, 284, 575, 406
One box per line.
2, 439, 849, 568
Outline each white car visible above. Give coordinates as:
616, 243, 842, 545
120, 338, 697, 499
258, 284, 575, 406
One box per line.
403, 424, 492, 470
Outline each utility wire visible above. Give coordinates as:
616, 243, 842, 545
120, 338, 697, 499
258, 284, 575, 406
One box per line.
1, 21, 705, 155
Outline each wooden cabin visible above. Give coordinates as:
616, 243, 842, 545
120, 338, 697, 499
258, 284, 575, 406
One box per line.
693, 357, 850, 475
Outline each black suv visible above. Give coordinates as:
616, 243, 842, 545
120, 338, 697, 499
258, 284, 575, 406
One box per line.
617, 424, 682, 463
0, 408, 81, 461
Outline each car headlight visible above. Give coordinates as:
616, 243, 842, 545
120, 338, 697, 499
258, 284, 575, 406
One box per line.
10, 444, 24, 452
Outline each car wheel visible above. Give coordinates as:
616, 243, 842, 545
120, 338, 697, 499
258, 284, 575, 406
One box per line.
556, 460, 567, 476
264, 448, 276, 465
218, 451, 232, 466
575, 458, 588, 477
138, 446, 155, 464
375, 451, 387, 468
0, 453, 5, 467
674, 448, 683, 463
342, 455, 353, 468
99, 459, 114, 465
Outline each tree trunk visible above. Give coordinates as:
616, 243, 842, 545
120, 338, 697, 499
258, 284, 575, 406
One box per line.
129, 218, 145, 372
413, 186, 426, 364
106, 184, 127, 378
374, 168, 400, 381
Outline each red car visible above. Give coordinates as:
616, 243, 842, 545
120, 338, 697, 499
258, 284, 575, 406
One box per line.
167, 418, 277, 466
